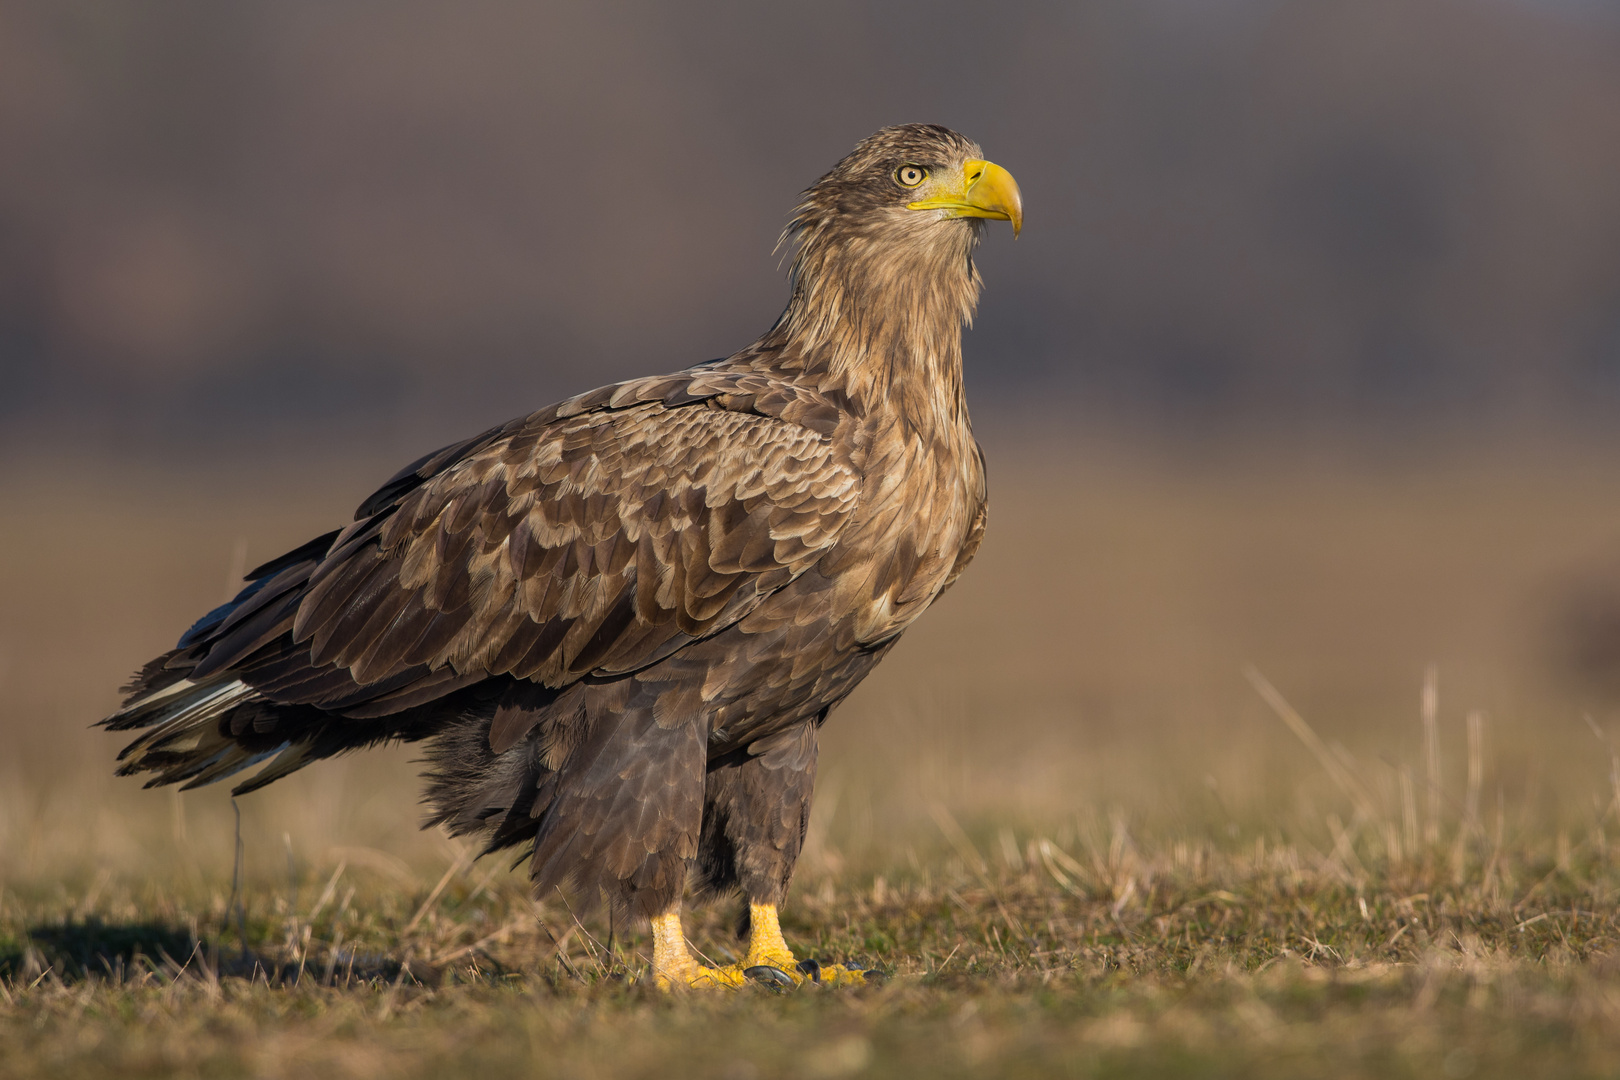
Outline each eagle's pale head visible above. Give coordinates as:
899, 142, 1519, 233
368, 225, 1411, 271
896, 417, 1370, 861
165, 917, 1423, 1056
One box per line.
794, 124, 1023, 244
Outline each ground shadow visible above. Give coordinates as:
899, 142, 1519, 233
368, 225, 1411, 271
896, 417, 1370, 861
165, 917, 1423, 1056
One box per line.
1, 918, 198, 981
0, 919, 448, 987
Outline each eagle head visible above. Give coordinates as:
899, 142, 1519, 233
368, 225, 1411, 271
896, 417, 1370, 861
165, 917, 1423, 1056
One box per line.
765, 125, 1022, 407
790, 124, 1022, 251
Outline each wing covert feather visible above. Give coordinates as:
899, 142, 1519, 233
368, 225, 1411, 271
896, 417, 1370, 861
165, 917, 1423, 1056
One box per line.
285, 392, 859, 704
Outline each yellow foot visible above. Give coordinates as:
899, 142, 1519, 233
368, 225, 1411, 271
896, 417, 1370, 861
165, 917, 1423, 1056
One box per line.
650, 902, 874, 991
658, 957, 867, 991
652, 909, 750, 991
798, 960, 871, 987
723, 957, 871, 988
717, 903, 872, 989
656, 957, 750, 991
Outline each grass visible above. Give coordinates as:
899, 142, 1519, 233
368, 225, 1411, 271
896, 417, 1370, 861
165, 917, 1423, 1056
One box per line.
7, 435, 1620, 1077
8, 803, 1620, 1079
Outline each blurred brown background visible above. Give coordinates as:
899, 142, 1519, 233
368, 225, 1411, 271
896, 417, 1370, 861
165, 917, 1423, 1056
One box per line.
6, 0, 1620, 885
5, 0, 1620, 452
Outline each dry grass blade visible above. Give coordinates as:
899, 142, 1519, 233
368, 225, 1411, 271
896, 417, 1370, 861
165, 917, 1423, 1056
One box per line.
403, 845, 474, 934
928, 802, 988, 877
306, 861, 347, 925
1423, 664, 1442, 846
929, 802, 1027, 939
431, 913, 531, 966
1449, 711, 1486, 881
1243, 666, 1378, 822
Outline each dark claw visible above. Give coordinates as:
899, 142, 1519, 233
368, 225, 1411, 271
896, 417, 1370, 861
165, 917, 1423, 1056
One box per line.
743, 965, 796, 988
795, 958, 823, 983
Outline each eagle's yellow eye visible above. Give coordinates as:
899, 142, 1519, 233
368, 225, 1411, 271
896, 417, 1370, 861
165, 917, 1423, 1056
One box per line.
896, 165, 927, 187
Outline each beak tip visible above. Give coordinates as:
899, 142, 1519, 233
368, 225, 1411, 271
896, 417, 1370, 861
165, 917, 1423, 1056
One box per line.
971, 159, 1022, 238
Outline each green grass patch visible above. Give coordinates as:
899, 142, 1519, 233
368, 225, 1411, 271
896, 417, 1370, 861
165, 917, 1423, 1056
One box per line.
5, 826, 1620, 1079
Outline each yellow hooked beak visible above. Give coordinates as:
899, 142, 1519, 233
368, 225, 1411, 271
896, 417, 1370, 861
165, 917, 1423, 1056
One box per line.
907, 159, 1023, 237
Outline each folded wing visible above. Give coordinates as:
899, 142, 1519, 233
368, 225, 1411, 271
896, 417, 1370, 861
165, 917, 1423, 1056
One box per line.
105, 373, 862, 785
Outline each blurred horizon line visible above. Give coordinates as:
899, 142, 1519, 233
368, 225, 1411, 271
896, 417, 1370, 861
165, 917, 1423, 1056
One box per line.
4, 0, 1620, 455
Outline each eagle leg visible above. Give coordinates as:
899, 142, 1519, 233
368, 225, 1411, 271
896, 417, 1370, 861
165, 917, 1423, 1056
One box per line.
650, 905, 747, 990
715, 902, 869, 989
648, 902, 867, 990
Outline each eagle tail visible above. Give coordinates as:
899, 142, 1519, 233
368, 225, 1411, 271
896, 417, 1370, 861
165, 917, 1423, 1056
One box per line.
104, 649, 481, 796
104, 674, 281, 790
103, 650, 321, 793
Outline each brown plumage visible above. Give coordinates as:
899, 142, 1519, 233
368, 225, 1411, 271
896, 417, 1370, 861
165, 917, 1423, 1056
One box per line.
102, 124, 1020, 985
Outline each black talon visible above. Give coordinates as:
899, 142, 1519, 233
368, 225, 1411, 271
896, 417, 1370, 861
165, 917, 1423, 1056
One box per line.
743, 965, 796, 988
795, 958, 823, 983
